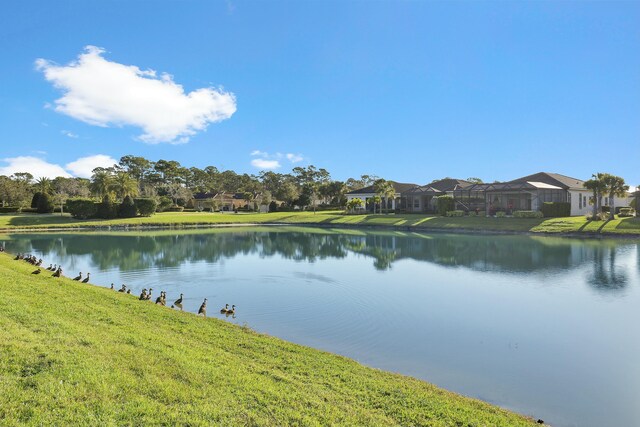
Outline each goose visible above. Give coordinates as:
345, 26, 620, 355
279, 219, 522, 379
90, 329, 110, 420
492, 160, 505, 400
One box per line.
173, 293, 183, 306
198, 298, 207, 317
52, 268, 62, 278
220, 304, 229, 314
36, 259, 43, 266
14, 254, 21, 260
82, 273, 90, 284
32, 268, 41, 275
226, 305, 236, 315
73, 272, 82, 281
139, 289, 147, 300
126, 288, 131, 294
155, 291, 165, 305
161, 291, 167, 306
146, 288, 153, 301
46, 264, 53, 271
118, 284, 127, 293
110, 283, 115, 290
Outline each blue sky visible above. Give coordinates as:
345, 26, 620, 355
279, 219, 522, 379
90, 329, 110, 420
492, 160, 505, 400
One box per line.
1, 1, 638, 185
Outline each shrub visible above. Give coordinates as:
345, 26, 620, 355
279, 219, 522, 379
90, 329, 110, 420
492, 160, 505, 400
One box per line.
0, 207, 19, 213
436, 195, 455, 216
20, 207, 38, 213
118, 195, 138, 218
541, 202, 571, 218
166, 205, 184, 212
468, 211, 477, 217
445, 210, 464, 217
96, 195, 118, 219
36, 192, 54, 213
268, 201, 278, 212
134, 198, 157, 217
31, 192, 43, 209
156, 196, 173, 212
513, 210, 544, 218
66, 199, 98, 219
496, 211, 506, 218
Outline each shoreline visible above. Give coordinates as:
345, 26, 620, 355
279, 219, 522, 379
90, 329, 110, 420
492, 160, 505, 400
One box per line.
2, 219, 640, 240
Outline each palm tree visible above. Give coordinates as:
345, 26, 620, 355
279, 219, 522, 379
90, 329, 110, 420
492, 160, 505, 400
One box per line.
35, 177, 52, 194
601, 174, 629, 220
584, 174, 606, 220
110, 171, 139, 200
374, 179, 395, 214
90, 170, 113, 199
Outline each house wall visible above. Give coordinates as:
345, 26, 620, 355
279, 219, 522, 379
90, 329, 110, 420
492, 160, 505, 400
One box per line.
569, 189, 634, 216
346, 193, 398, 211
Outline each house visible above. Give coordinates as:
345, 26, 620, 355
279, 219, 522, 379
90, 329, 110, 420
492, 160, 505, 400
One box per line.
401, 178, 471, 213
454, 172, 635, 216
192, 192, 253, 211
345, 181, 417, 212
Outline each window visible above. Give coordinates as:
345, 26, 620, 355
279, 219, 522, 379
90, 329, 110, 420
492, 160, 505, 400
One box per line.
413, 198, 420, 208
579, 193, 582, 209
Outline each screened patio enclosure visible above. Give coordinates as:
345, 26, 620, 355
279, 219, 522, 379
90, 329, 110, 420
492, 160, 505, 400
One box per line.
453, 181, 567, 215
400, 185, 442, 213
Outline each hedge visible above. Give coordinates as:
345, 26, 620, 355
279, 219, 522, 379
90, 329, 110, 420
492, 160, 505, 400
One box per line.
96, 195, 118, 219
36, 193, 55, 214
0, 207, 20, 213
445, 210, 464, 217
541, 202, 571, 218
118, 196, 138, 218
513, 210, 544, 218
496, 211, 506, 218
66, 199, 98, 219
166, 205, 184, 212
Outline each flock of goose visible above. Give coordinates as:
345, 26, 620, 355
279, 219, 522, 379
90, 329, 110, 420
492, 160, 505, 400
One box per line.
13, 252, 235, 318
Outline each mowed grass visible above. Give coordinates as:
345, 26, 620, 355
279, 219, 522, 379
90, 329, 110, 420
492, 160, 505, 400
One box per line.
1, 211, 640, 235
0, 253, 537, 426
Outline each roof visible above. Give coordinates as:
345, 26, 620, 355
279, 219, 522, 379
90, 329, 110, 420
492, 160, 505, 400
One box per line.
346, 181, 418, 195
428, 178, 473, 192
403, 185, 443, 196
507, 172, 584, 190
457, 181, 563, 192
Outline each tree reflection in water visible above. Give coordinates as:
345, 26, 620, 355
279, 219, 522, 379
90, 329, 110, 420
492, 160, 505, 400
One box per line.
1, 229, 637, 281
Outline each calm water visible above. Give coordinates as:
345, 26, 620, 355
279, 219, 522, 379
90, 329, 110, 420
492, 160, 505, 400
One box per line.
3, 227, 639, 427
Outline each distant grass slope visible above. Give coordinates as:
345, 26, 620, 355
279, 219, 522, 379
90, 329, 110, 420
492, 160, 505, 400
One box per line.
1, 211, 640, 235
0, 253, 537, 426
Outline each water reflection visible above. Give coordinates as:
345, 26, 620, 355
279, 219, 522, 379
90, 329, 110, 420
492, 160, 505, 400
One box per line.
2, 228, 637, 290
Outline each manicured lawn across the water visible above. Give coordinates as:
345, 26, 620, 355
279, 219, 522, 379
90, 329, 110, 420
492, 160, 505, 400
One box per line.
0, 253, 538, 426
1, 211, 639, 235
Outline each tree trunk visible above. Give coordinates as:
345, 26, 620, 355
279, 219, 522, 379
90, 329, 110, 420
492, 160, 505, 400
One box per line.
609, 194, 615, 220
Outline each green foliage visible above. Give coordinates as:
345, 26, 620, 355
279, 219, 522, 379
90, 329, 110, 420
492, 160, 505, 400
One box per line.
134, 198, 157, 217
96, 195, 118, 219
345, 198, 365, 212
269, 200, 278, 212
436, 195, 455, 216
618, 208, 635, 218
496, 211, 507, 218
36, 192, 55, 214
66, 199, 98, 219
31, 192, 43, 209
445, 210, 464, 217
156, 196, 173, 212
541, 202, 571, 218
0, 207, 20, 213
468, 210, 477, 217
513, 210, 544, 218
166, 205, 185, 212
118, 195, 138, 218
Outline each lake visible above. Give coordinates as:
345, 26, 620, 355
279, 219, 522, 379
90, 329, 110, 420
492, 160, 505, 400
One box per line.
2, 227, 639, 427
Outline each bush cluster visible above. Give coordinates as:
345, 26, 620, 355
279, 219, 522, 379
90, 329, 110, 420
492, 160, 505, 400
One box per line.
618, 208, 635, 218
541, 202, 571, 218
513, 210, 544, 218
445, 210, 464, 217
496, 211, 506, 218
66, 197, 158, 219
436, 195, 455, 216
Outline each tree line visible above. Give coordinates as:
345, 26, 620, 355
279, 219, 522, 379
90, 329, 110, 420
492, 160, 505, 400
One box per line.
0, 155, 384, 213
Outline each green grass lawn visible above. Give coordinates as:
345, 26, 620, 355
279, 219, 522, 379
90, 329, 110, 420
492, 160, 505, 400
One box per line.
0, 253, 538, 426
1, 211, 640, 235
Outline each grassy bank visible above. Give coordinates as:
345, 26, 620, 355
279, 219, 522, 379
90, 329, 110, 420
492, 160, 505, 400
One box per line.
1, 211, 640, 236
0, 253, 537, 426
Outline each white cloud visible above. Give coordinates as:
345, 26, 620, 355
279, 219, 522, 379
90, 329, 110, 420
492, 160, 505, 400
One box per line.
251, 158, 281, 170
61, 130, 78, 138
36, 46, 237, 144
65, 154, 117, 178
250, 150, 268, 157
0, 156, 71, 179
286, 153, 303, 163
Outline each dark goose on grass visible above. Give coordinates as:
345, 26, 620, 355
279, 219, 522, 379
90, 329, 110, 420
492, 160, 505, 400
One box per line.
3, 227, 640, 427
